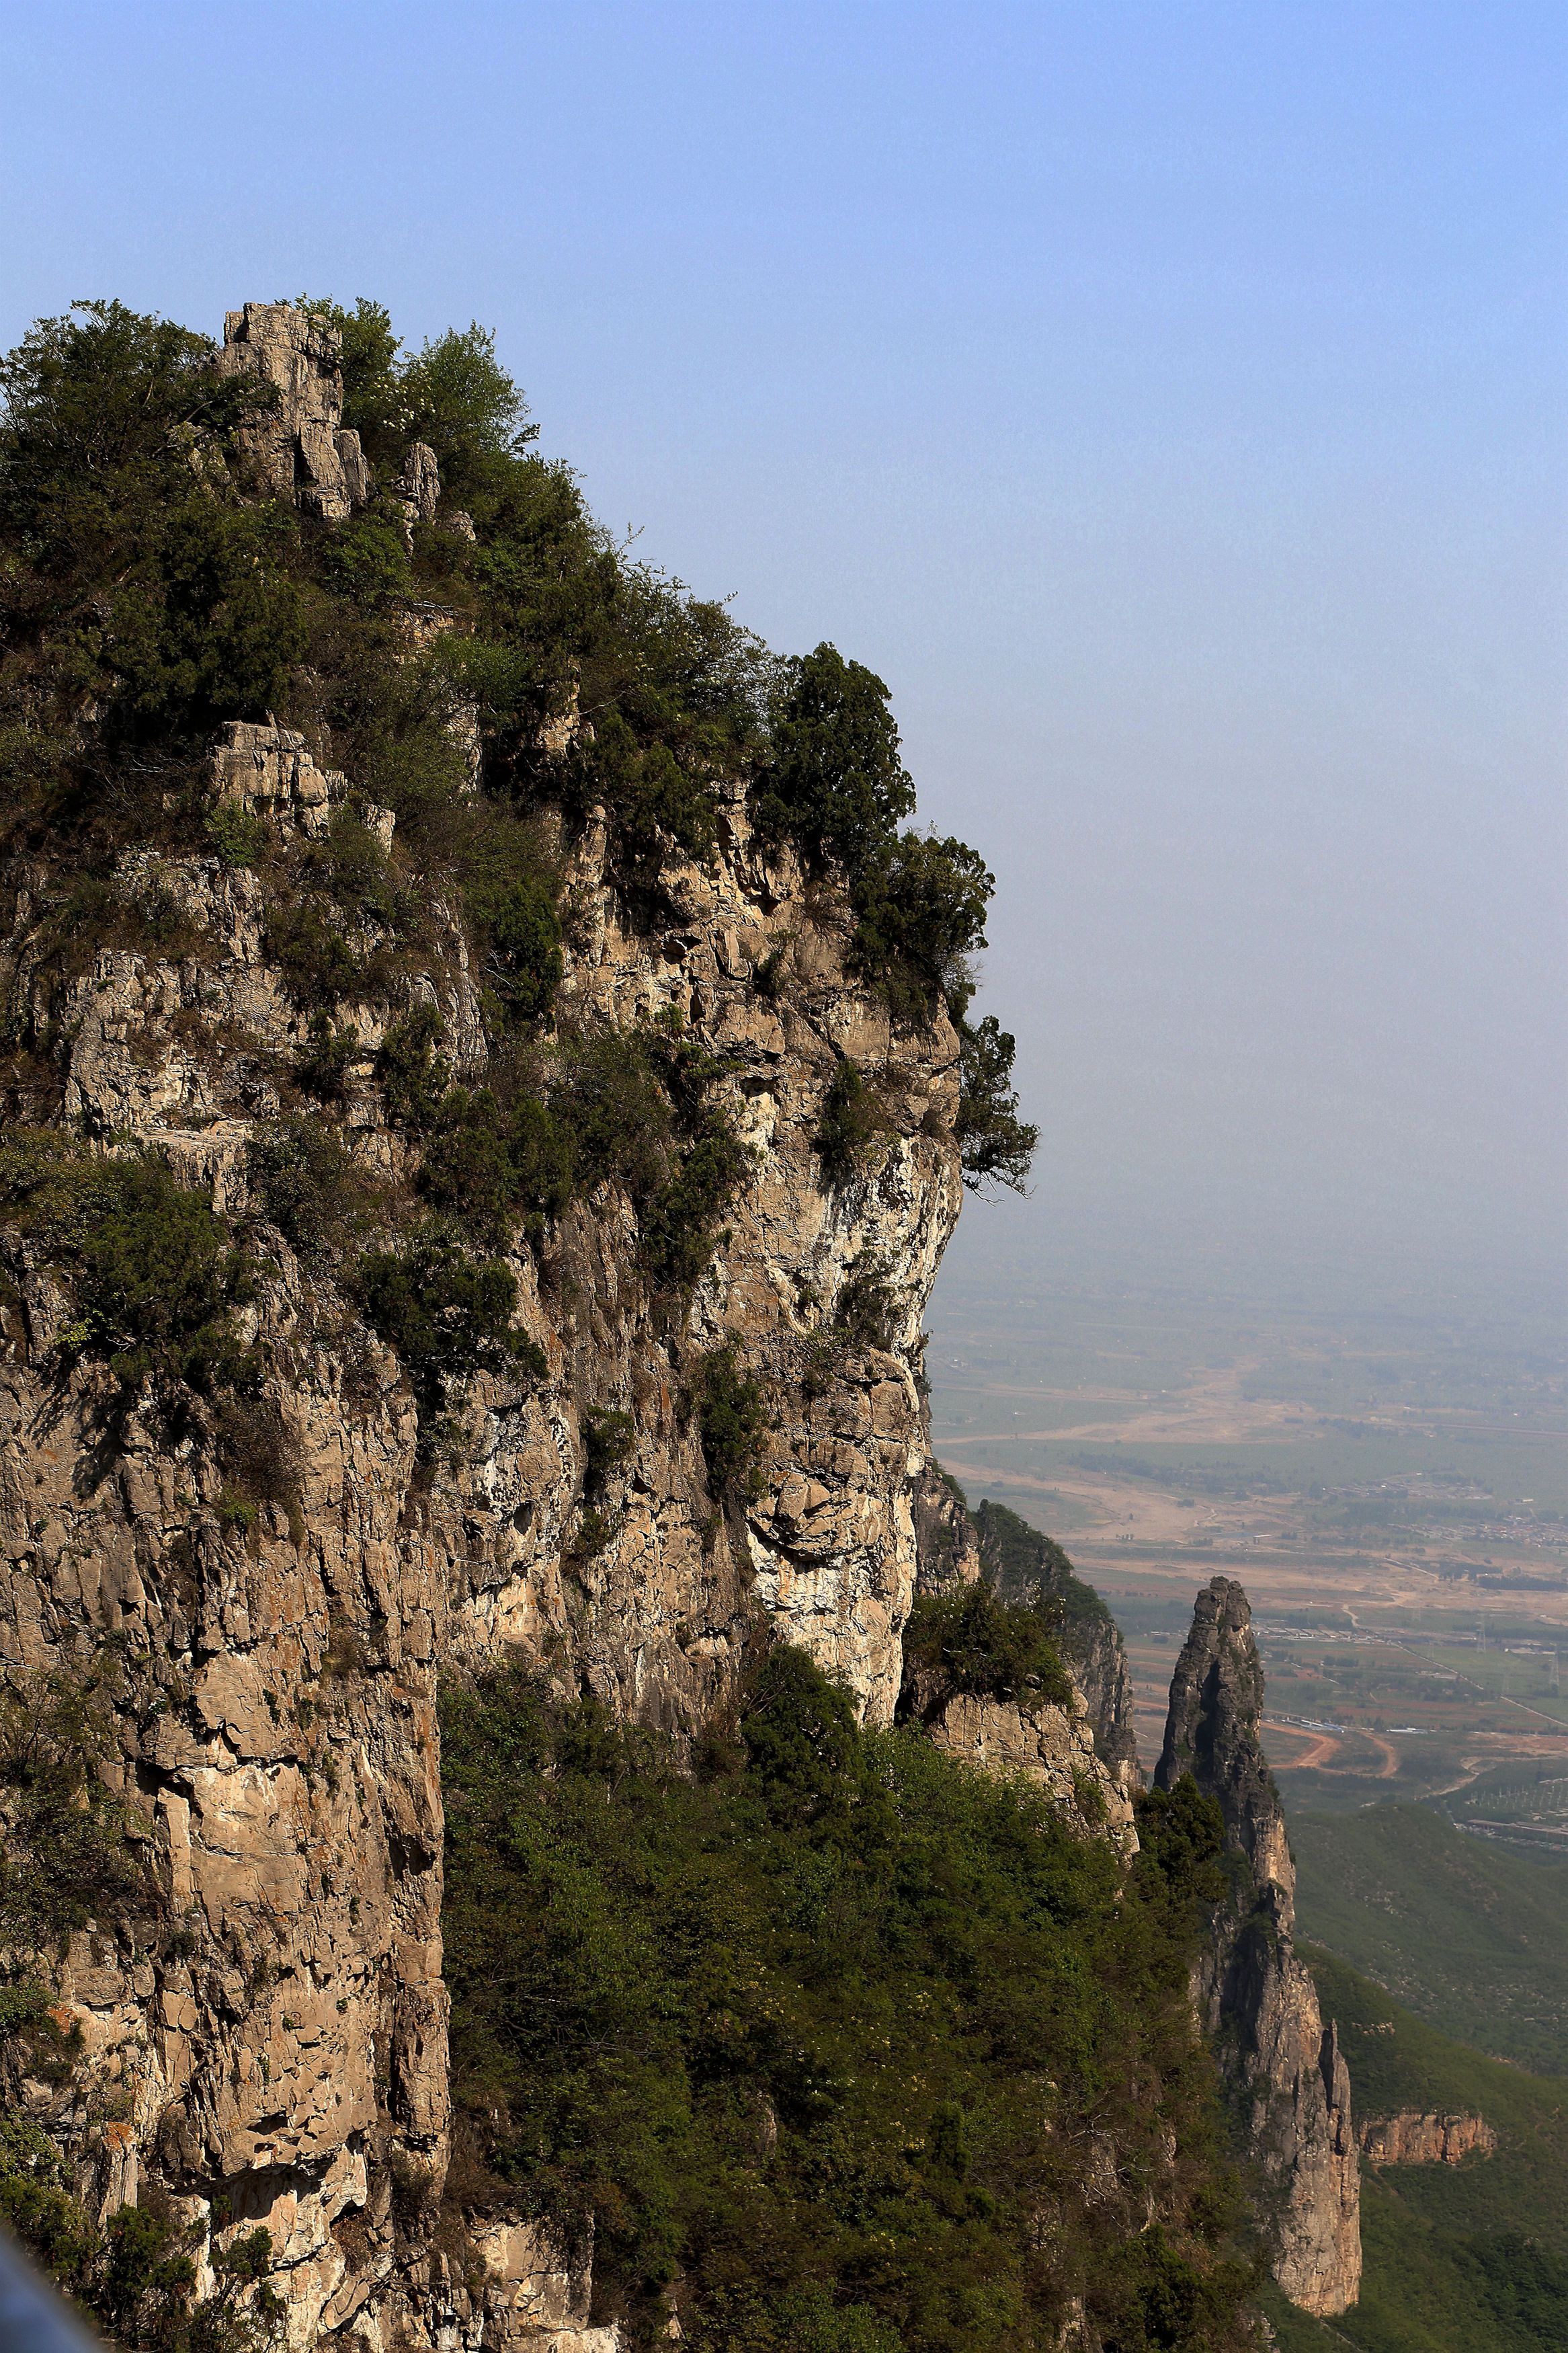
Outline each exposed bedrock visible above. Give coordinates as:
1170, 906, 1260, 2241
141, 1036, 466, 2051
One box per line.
1157, 1577, 1361, 2317
0, 696, 960, 2342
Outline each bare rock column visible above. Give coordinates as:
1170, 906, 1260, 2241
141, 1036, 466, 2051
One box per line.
1157, 1577, 1361, 2315
216, 301, 372, 520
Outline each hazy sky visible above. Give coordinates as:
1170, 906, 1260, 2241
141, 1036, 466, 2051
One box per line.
3, 1, 1564, 1297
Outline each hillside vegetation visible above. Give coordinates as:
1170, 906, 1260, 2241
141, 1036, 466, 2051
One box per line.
1262, 1948, 1568, 2353
440, 1644, 1258, 2353
1291, 1805, 1568, 2074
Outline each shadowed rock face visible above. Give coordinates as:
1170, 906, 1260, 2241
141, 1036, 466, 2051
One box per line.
1157, 1577, 1361, 2317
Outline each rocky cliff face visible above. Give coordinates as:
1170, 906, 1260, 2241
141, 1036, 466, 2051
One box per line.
1156, 1578, 1361, 2316
1359, 2112, 1496, 2167
915, 1492, 1141, 1790
0, 306, 973, 2350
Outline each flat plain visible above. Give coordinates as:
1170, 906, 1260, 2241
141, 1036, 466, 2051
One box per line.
925, 1251, 1568, 1823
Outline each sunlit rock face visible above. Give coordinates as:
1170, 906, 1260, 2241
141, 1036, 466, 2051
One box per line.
0, 495, 964, 2344
1158, 1577, 1362, 2317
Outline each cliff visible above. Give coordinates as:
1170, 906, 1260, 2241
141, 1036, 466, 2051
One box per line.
1359, 2111, 1496, 2166
912, 1487, 1141, 1790
1157, 1577, 1362, 2315
0, 293, 1256, 2353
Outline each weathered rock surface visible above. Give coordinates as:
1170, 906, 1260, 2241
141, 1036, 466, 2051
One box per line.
0, 717, 963, 2344
217, 302, 373, 523
1156, 1578, 1360, 2316
916, 1683, 1139, 1859
1360, 2112, 1496, 2166
909, 1461, 981, 1589
913, 1488, 1141, 1790
977, 1502, 1141, 1792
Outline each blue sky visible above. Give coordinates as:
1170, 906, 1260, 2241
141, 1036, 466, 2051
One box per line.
3, 1, 1563, 1292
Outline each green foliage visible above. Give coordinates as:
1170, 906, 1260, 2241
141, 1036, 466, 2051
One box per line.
1290, 1804, 1568, 2074
293, 1011, 360, 1103
973, 1501, 1118, 1649
206, 801, 270, 869
696, 1346, 768, 1501
755, 644, 914, 870
901, 1581, 1073, 1712
0, 1666, 142, 1948
440, 1657, 1252, 2353
356, 1220, 543, 1434
848, 831, 993, 1021
0, 2107, 283, 2353
833, 1253, 901, 1353
814, 1057, 878, 1185
0, 1136, 253, 1394
638, 1113, 746, 1293
956, 1015, 1037, 1193
470, 871, 562, 1027
376, 1004, 450, 1130
583, 1408, 636, 1495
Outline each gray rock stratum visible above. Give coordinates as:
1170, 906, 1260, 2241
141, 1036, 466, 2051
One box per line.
1157, 1577, 1361, 2316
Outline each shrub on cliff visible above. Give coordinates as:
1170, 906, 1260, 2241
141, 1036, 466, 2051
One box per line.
900, 1581, 1074, 1712
0, 1136, 255, 1396
440, 1652, 1253, 2353
356, 1219, 544, 1437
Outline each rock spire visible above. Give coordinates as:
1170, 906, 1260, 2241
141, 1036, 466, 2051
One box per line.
1157, 1577, 1361, 2316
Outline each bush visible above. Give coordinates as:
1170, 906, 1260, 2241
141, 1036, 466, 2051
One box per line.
640, 1114, 747, 1293
356, 1220, 543, 1434
755, 644, 914, 871
293, 1011, 360, 1103
0, 1141, 253, 1396
848, 832, 993, 1021
0, 1668, 142, 1948
583, 1408, 636, 1495
439, 1655, 1254, 2353
955, 1015, 1037, 1194
248, 1118, 369, 1260
0, 2103, 284, 2353
901, 1583, 1073, 1713
71, 1158, 253, 1392
474, 874, 563, 1025
814, 1056, 878, 1185
696, 1346, 768, 1501
376, 1004, 450, 1130
833, 1252, 901, 1353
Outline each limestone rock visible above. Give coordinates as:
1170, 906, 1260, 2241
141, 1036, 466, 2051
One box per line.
918, 1683, 1138, 1859
217, 302, 372, 522
1360, 2111, 1496, 2165
0, 712, 965, 2345
910, 1462, 980, 1588
1156, 1578, 1361, 2316
976, 1500, 1142, 1793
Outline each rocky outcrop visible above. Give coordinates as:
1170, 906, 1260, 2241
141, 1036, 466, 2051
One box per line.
0, 691, 964, 2344
915, 1683, 1139, 1858
217, 302, 373, 523
1360, 2112, 1496, 2166
1156, 1578, 1360, 2317
909, 1462, 981, 1589
914, 1492, 1141, 1790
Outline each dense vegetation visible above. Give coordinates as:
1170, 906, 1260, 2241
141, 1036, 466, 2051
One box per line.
1265, 1947, 1568, 2353
1290, 1804, 1568, 2075
441, 1642, 1256, 2353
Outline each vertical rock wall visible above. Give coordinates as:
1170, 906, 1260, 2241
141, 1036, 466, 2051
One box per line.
0, 727, 962, 2346
1156, 1577, 1361, 2316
